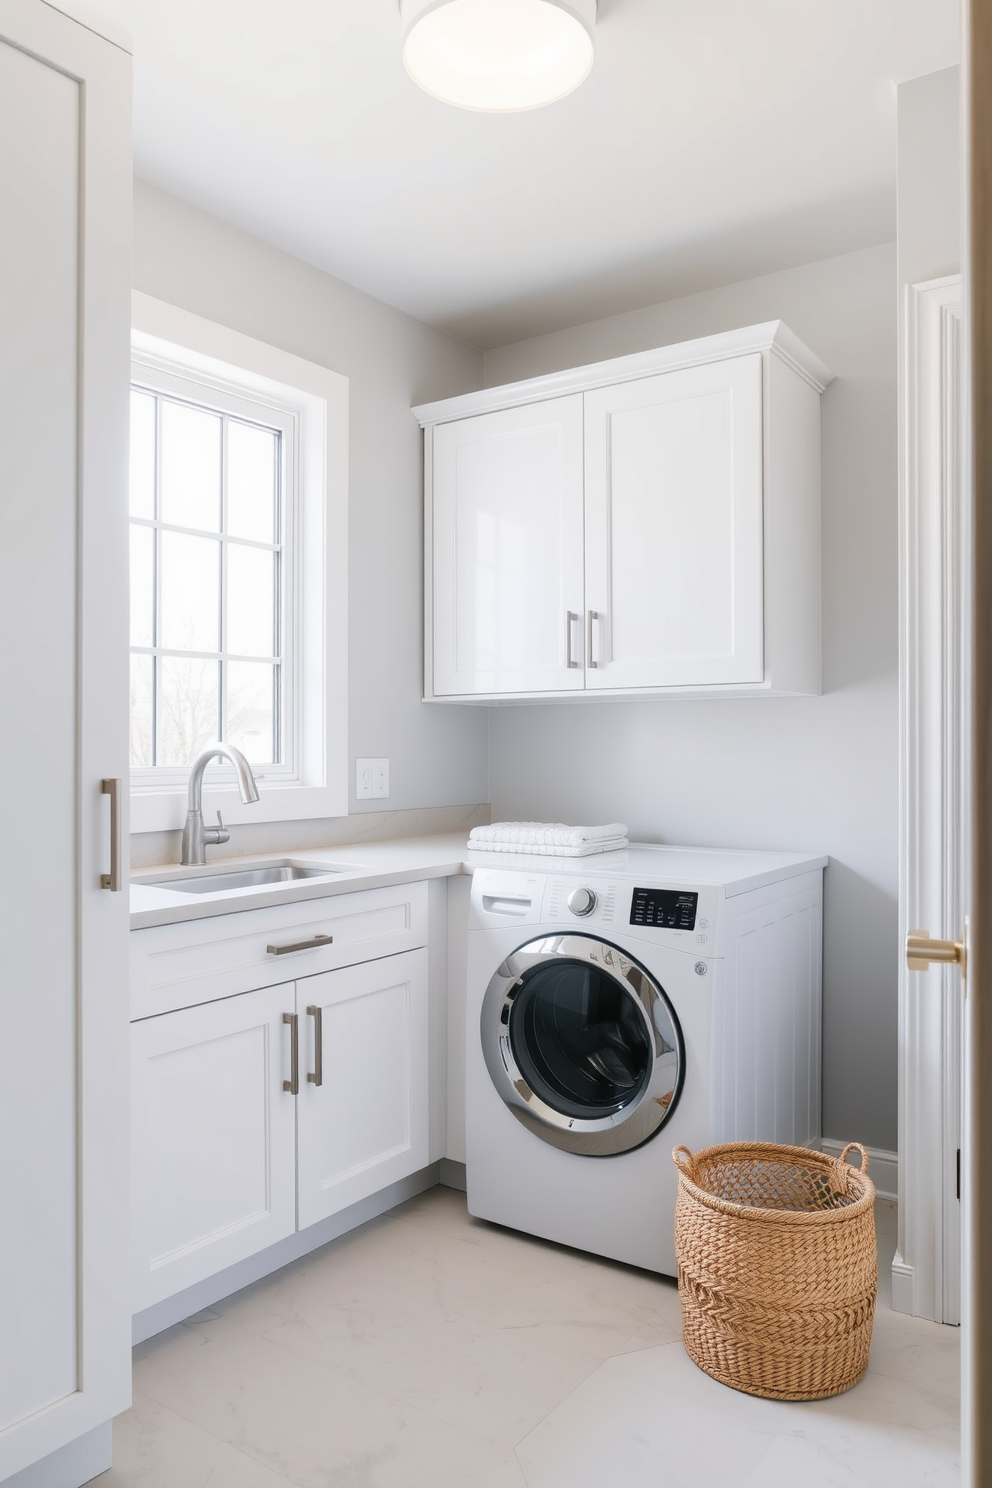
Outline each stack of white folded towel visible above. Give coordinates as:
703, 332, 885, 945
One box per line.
468, 821, 629, 857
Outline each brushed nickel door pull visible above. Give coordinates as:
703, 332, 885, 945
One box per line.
307, 1005, 323, 1087
100, 778, 123, 891
587, 610, 599, 669
283, 1012, 299, 1094
267, 933, 333, 956
906, 929, 967, 977
565, 611, 579, 668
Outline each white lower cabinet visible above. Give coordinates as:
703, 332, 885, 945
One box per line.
131, 985, 297, 1312
297, 952, 429, 1228
132, 944, 429, 1313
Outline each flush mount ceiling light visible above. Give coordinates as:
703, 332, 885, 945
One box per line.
400, 0, 596, 113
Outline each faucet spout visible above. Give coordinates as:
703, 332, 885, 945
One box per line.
181, 743, 260, 866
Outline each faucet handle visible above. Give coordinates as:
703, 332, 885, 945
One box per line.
204, 810, 231, 847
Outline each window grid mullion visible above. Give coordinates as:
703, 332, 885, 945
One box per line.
153, 393, 163, 767
273, 429, 283, 764
220, 413, 228, 746
130, 514, 280, 556
131, 647, 283, 666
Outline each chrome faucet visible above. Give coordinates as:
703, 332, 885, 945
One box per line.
181, 743, 261, 866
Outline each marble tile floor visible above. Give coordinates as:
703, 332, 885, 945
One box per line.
98, 1188, 959, 1488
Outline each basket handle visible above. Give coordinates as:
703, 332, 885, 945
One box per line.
838, 1142, 870, 1173
672, 1145, 696, 1178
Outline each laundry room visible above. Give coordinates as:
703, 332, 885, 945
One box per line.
0, 3, 971, 1487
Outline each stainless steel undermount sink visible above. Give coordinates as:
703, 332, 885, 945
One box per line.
150, 863, 350, 895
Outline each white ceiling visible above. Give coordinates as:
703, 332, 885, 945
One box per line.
67, 0, 960, 347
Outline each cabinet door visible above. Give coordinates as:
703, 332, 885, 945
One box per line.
584, 355, 764, 689
297, 949, 429, 1228
432, 397, 584, 696
131, 985, 297, 1313
0, 3, 131, 1478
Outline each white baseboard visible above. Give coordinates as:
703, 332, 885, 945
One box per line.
0, 1425, 112, 1488
821, 1138, 897, 1200
439, 1158, 466, 1191
132, 1162, 441, 1345
890, 1252, 916, 1315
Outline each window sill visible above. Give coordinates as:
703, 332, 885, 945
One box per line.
129, 780, 348, 835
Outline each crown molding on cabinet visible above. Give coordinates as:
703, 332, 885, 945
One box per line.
412, 319, 834, 427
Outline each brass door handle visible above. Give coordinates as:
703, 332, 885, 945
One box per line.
906, 929, 967, 975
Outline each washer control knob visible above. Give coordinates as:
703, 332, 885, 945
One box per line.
567, 886, 597, 917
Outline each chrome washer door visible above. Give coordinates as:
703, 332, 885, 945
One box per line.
481, 934, 685, 1156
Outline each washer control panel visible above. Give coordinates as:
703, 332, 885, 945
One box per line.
540, 876, 720, 953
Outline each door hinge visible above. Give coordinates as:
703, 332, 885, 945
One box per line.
957, 1147, 961, 1200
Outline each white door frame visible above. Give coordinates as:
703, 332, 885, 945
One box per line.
894, 273, 964, 1324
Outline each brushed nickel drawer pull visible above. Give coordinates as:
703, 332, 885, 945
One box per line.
307, 1004, 323, 1087
267, 933, 333, 956
283, 1011, 299, 1095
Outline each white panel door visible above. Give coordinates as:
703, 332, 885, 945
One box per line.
0, 2, 131, 1478
584, 355, 764, 689
432, 397, 584, 695
297, 949, 429, 1228
131, 986, 297, 1312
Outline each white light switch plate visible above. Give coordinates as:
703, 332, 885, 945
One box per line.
356, 758, 389, 799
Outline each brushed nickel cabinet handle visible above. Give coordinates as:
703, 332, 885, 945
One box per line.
586, 610, 599, 669
267, 933, 333, 956
283, 1012, 299, 1094
101, 778, 123, 891
307, 1004, 323, 1087
565, 610, 579, 668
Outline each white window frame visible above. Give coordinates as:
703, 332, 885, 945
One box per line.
130, 291, 348, 832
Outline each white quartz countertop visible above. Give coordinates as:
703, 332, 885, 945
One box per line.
130, 835, 828, 930
129, 833, 473, 929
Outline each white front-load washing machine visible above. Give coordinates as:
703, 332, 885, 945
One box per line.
465, 844, 827, 1276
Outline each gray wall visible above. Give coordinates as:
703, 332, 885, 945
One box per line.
132, 180, 488, 831
484, 243, 899, 1152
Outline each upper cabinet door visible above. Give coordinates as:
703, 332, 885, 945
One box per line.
0, 3, 131, 1479
584, 356, 764, 689
431, 396, 585, 696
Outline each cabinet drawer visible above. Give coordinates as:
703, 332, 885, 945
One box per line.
131, 881, 428, 1020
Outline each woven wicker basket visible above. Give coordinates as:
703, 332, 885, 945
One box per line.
672, 1141, 877, 1401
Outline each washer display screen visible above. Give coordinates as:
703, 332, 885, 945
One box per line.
629, 887, 698, 930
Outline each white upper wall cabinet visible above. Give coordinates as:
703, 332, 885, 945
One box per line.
584, 356, 763, 689
415, 322, 832, 702
431, 396, 585, 696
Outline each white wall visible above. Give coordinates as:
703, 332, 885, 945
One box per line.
132, 179, 488, 842
484, 243, 899, 1153
897, 66, 960, 291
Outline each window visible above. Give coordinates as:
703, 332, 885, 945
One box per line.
130, 292, 348, 833
129, 377, 292, 774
